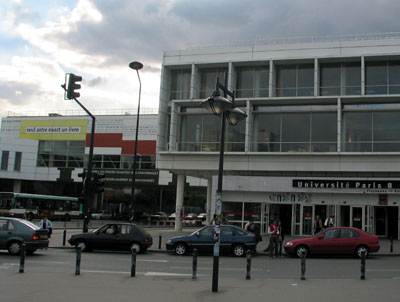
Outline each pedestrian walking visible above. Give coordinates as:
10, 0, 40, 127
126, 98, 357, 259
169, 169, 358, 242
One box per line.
269, 220, 279, 258
39, 216, 53, 238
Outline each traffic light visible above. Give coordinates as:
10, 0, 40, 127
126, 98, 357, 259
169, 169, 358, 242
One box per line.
94, 172, 106, 193
65, 73, 82, 99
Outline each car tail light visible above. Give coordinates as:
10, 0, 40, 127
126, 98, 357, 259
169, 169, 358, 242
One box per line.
144, 238, 149, 243
32, 233, 39, 240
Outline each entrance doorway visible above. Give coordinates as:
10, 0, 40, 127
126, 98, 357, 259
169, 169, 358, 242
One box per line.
375, 206, 399, 238
267, 204, 292, 235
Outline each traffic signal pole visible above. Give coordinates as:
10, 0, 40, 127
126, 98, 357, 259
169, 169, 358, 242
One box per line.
61, 77, 94, 232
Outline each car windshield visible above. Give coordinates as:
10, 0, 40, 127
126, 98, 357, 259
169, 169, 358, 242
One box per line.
18, 219, 40, 230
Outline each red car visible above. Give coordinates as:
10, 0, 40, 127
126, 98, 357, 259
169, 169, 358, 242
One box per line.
284, 227, 380, 258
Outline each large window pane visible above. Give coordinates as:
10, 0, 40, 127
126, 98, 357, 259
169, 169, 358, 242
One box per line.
366, 62, 387, 94
1, 151, 9, 170
282, 113, 310, 142
14, 152, 22, 171
170, 69, 191, 100
253, 113, 281, 151
235, 67, 253, 98
199, 68, 228, 99
373, 112, 400, 141
343, 63, 361, 95
311, 113, 337, 142
343, 112, 372, 152
276, 65, 296, 96
202, 115, 220, 151
297, 64, 314, 96
254, 66, 269, 97
226, 121, 245, 151
320, 63, 340, 96
179, 115, 202, 151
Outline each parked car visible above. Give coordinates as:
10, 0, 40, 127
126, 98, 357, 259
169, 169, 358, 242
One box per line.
166, 224, 257, 257
91, 210, 112, 220
184, 213, 197, 220
197, 213, 207, 221
168, 212, 177, 220
284, 227, 380, 258
150, 212, 168, 220
0, 217, 49, 255
68, 223, 153, 253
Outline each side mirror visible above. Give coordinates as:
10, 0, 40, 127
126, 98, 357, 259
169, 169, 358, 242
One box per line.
195, 232, 200, 237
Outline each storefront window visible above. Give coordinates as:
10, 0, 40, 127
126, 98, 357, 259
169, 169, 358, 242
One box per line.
222, 202, 243, 224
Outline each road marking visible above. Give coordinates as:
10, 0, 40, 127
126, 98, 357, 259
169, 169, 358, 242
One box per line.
170, 266, 263, 271
82, 270, 130, 274
367, 269, 400, 272
27, 261, 70, 265
145, 271, 205, 277
81, 270, 205, 277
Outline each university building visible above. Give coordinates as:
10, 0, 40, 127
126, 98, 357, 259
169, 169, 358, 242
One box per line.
157, 34, 400, 239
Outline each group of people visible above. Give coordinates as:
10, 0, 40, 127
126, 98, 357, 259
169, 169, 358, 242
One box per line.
245, 219, 284, 258
313, 215, 335, 234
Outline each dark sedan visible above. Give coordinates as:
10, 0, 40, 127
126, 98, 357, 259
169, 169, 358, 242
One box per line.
0, 217, 49, 255
166, 224, 257, 257
284, 227, 380, 258
68, 223, 153, 253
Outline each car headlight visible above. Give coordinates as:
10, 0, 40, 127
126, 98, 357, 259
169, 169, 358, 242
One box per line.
167, 239, 172, 244
285, 242, 294, 246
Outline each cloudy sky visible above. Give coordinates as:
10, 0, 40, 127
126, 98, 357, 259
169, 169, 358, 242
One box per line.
1, 0, 400, 118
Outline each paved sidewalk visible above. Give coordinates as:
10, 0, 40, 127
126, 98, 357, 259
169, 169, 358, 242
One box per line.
48, 224, 400, 256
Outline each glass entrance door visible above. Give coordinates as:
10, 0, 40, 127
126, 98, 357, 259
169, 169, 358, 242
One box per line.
302, 206, 313, 235
351, 206, 364, 230
375, 207, 387, 236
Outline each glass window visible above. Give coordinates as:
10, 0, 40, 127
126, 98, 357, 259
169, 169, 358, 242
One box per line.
343, 112, 372, 152
179, 115, 202, 151
170, 69, 191, 100
276, 64, 313, 97
320, 62, 360, 96
37, 140, 85, 168
1, 151, 9, 170
324, 229, 340, 238
366, 61, 387, 94
199, 226, 213, 236
253, 113, 281, 152
311, 113, 337, 152
226, 120, 245, 151
282, 113, 310, 152
202, 115, 221, 151
14, 152, 22, 171
221, 226, 234, 236
199, 67, 228, 99
235, 66, 269, 98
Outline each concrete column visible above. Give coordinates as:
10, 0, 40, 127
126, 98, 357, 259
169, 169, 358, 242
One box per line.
245, 100, 252, 152
314, 58, 319, 96
175, 174, 185, 231
169, 102, 178, 151
361, 56, 365, 96
337, 97, 342, 152
269, 59, 274, 97
205, 178, 213, 224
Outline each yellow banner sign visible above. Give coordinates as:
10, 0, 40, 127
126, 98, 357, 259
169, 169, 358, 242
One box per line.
20, 120, 87, 140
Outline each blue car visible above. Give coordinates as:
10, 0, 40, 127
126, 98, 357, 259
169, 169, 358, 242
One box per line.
166, 224, 257, 257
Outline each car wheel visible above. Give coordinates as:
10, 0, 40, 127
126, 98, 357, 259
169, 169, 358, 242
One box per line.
131, 243, 141, 254
76, 240, 88, 252
174, 242, 187, 255
8, 241, 22, 255
356, 246, 369, 258
295, 245, 309, 258
232, 244, 246, 257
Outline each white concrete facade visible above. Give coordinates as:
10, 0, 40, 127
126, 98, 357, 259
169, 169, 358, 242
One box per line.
157, 37, 400, 238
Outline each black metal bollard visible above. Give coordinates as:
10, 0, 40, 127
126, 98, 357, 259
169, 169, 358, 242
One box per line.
361, 251, 366, 280
301, 250, 306, 280
192, 249, 198, 280
75, 247, 81, 275
390, 237, 393, 253
158, 233, 162, 249
19, 243, 26, 273
246, 250, 252, 280
62, 230, 67, 246
131, 247, 137, 277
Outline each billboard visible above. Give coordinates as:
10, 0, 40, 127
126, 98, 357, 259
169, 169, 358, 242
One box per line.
20, 120, 87, 140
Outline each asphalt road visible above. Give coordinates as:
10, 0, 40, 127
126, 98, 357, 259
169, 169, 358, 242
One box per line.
0, 248, 400, 301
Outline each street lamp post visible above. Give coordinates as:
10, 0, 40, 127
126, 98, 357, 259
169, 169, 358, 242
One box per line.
129, 61, 143, 221
201, 77, 247, 293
